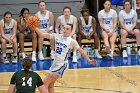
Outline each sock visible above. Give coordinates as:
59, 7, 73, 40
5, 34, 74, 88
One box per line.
95, 49, 98, 54
3, 54, 6, 58
51, 50, 55, 54
73, 49, 77, 56
122, 46, 127, 52
32, 51, 36, 54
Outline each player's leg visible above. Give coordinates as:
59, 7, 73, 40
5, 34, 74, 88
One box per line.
72, 33, 78, 62
38, 36, 44, 60
12, 37, 17, 63
44, 72, 59, 93
92, 32, 102, 59
120, 29, 128, 58
133, 29, 140, 56
18, 32, 26, 58
1, 38, 8, 63
102, 30, 110, 52
108, 32, 117, 59
28, 31, 37, 61
50, 38, 55, 59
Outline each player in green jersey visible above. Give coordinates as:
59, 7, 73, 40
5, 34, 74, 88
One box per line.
7, 57, 47, 93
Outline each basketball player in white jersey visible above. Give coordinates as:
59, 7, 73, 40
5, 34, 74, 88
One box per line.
78, 8, 102, 59
17, 8, 37, 61
119, 0, 140, 58
35, 1, 54, 60
0, 11, 17, 63
55, 6, 78, 62
98, 0, 118, 59
33, 24, 96, 93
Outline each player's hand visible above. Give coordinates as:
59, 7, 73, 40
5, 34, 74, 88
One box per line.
105, 29, 110, 33
108, 32, 113, 37
8, 39, 13, 45
89, 59, 97, 64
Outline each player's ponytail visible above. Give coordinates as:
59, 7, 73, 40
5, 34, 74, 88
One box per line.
22, 57, 32, 82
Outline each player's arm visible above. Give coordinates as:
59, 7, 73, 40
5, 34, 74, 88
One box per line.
78, 17, 85, 36
132, 11, 137, 29
72, 40, 96, 64
0, 21, 11, 42
17, 17, 26, 32
7, 84, 16, 93
55, 16, 61, 34
35, 28, 50, 39
7, 73, 16, 93
10, 20, 17, 40
90, 17, 96, 36
77, 47, 96, 64
119, 12, 128, 31
36, 73, 48, 93
112, 11, 118, 32
48, 12, 54, 32
38, 85, 48, 93
70, 16, 77, 36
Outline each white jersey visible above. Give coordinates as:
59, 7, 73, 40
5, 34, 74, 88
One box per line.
119, 9, 137, 30
50, 34, 79, 64
37, 10, 50, 31
1, 19, 15, 35
80, 16, 93, 35
98, 9, 117, 31
59, 15, 75, 33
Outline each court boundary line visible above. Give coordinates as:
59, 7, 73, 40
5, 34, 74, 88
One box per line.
55, 86, 132, 93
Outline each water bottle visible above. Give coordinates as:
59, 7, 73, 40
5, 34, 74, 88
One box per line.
42, 44, 47, 57
89, 47, 94, 57
127, 45, 131, 55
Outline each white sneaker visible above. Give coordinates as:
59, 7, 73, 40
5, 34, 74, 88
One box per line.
107, 53, 113, 60
38, 52, 44, 60
138, 49, 140, 56
122, 50, 128, 58
72, 56, 78, 63
3, 57, 9, 63
12, 56, 17, 63
95, 52, 102, 59
32, 52, 36, 61
21, 52, 26, 59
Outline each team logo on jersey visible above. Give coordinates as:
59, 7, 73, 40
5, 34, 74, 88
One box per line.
103, 17, 112, 24
56, 41, 67, 48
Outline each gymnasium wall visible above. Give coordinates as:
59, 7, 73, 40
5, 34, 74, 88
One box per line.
0, 0, 84, 20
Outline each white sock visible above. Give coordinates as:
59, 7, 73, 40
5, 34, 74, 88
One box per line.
13, 53, 17, 56
32, 51, 36, 54
73, 50, 77, 56
3, 54, 6, 57
39, 51, 42, 54
95, 49, 99, 54
51, 50, 55, 54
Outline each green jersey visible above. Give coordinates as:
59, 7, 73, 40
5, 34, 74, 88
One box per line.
10, 70, 43, 93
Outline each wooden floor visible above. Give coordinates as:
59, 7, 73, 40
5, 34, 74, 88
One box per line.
0, 66, 140, 93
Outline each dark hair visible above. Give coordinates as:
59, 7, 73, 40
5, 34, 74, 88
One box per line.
63, 6, 71, 12
124, 0, 132, 9
17, 57, 32, 85
22, 57, 32, 83
38, 0, 46, 5
80, 4, 89, 15
19, 8, 29, 17
80, 9, 89, 15
104, 0, 111, 4
4, 11, 12, 17
67, 23, 73, 30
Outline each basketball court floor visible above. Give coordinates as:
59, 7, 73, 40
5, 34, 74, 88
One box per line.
0, 55, 140, 93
